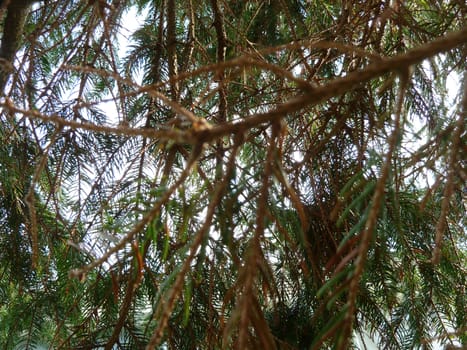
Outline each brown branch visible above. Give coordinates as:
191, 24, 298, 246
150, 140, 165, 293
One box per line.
24, 124, 62, 268
104, 251, 143, 350
4, 28, 465, 150
204, 27, 467, 141
338, 69, 410, 350
55, 27, 465, 149
145, 137, 242, 349
1, 98, 195, 143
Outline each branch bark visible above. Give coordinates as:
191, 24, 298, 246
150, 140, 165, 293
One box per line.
0, 0, 36, 93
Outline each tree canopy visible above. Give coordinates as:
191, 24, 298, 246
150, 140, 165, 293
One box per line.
0, 0, 465, 349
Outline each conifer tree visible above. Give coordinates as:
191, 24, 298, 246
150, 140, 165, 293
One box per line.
0, 1, 465, 348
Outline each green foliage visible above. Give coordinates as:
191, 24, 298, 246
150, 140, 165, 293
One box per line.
0, 0, 465, 349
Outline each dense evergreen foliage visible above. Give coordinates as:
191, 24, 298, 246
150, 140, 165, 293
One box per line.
0, 0, 465, 349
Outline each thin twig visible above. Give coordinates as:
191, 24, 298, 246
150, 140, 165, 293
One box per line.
68, 143, 205, 280
24, 124, 62, 268
431, 71, 466, 264
1, 98, 195, 143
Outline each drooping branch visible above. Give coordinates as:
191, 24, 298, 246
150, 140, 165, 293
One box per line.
145, 135, 243, 349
